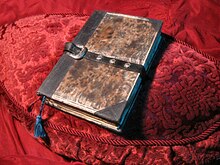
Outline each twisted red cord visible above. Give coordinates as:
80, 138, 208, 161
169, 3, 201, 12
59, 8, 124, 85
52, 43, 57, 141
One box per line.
175, 39, 220, 66
45, 121, 220, 146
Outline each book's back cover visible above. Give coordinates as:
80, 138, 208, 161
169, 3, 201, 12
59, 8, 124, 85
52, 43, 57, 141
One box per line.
38, 11, 162, 130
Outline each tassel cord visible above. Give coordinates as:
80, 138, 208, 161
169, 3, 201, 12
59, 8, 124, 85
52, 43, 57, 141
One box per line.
39, 96, 46, 116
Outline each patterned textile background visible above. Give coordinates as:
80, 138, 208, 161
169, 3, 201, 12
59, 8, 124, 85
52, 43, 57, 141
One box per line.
0, 13, 219, 164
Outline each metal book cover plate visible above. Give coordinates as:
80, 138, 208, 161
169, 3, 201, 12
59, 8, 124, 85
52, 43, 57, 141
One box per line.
51, 58, 139, 122
85, 12, 162, 65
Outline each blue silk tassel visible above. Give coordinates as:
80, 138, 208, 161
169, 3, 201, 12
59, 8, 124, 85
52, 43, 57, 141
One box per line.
34, 96, 47, 138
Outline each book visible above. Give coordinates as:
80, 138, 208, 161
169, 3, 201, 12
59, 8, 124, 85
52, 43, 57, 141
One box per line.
37, 11, 162, 132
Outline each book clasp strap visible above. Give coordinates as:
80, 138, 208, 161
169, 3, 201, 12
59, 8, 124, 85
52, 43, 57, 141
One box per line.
64, 42, 147, 79
64, 42, 88, 60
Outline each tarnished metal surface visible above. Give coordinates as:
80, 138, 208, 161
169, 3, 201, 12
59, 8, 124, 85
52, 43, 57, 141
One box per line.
52, 59, 138, 114
85, 13, 160, 65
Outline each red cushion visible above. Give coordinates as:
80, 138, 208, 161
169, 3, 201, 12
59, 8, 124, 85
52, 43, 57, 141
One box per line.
0, 14, 219, 164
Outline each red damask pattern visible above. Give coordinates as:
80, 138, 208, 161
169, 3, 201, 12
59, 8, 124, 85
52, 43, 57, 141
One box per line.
0, 14, 219, 164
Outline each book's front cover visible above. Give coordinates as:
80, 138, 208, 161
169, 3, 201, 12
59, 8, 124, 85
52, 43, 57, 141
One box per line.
52, 58, 138, 124
38, 11, 162, 129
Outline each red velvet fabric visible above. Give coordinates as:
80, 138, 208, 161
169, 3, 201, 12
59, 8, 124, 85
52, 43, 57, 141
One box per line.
0, 100, 83, 165
0, 0, 220, 60
0, 0, 219, 164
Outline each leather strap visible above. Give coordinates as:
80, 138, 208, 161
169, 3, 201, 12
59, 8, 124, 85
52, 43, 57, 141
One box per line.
64, 42, 147, 78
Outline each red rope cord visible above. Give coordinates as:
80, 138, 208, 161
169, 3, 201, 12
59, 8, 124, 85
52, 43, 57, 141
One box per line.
1, 81, 219, 146
174, 39, 220, 66
45, 121, 220, 146
45, 13, 89, 17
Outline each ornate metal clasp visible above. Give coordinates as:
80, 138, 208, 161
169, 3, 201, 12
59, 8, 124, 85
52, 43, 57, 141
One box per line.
64, 42, 88, 60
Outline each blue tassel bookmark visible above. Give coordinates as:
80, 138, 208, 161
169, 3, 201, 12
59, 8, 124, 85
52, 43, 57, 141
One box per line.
34, 96, 47, 138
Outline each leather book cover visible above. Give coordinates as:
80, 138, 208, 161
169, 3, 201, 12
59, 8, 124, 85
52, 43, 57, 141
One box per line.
37, 11, 162, 132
